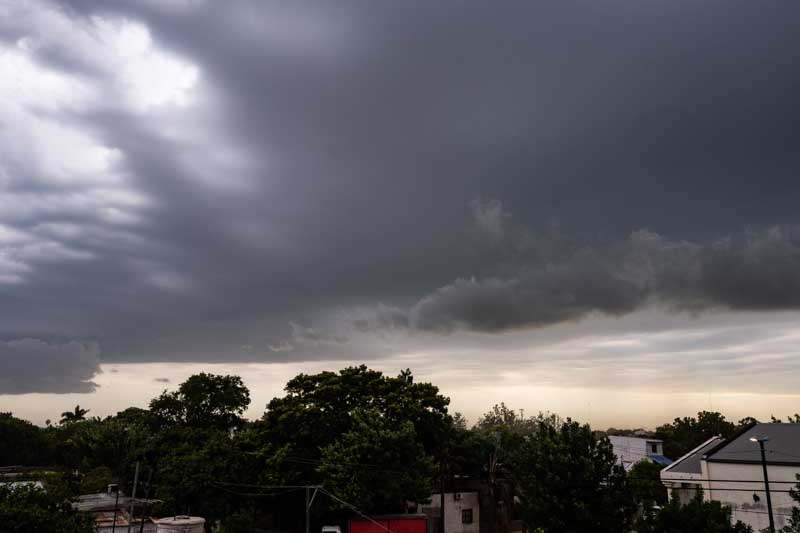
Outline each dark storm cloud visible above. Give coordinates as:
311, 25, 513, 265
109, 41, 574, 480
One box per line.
405, 226, 800, 333
0, 339, 99, 394
1, 0, 800, 393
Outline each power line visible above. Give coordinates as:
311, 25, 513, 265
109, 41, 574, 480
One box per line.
318, 487, 396, 533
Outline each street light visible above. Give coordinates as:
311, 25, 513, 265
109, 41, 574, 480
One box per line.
750, 436, 775, 533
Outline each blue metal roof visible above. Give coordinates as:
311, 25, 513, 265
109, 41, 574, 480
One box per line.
650, 455, 673, 466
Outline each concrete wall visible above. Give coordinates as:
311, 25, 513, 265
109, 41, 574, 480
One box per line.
702, 461, 799, 531
425, 492, 480, 533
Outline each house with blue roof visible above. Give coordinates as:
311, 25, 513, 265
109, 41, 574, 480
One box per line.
608, 435, 672, 471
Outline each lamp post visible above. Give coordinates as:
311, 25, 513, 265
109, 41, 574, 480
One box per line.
750, 436, 775, 533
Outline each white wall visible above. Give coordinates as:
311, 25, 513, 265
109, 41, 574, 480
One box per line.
703, 461, 799, 531
426, 492, 480, 533
609, 436, 664, 469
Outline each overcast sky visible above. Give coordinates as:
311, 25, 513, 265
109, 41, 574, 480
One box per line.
2, 0, 800, 427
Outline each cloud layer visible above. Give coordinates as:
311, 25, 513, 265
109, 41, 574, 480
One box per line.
0, 1, 799, 394
0, 338, 99, 394
408, 226, 800, 333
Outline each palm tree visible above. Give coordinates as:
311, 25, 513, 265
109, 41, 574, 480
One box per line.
60, 405, 90, 425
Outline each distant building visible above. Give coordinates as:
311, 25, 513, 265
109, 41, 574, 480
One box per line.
608, 436, 672, 471
422, 491, 480, 533
661, 423, 800, 531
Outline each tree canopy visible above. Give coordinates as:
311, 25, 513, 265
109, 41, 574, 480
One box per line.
654, 411, 737, 459
513, 416, 635, 533
150, 373, 250, 431
0, 484, 94, 533
638, 490, 753, 533
59, 405, 89, 425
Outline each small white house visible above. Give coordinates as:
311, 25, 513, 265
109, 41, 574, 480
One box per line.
661, 423, 800, 531
422, 491, 480, 533
608, 436, 672, 471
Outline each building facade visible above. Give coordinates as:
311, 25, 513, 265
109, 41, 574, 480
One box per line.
662, 423, 800, 531
422, 491, 480, 533
608, 436, 672, 471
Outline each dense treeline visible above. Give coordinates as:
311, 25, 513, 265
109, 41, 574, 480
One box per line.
1, 366, 797, 532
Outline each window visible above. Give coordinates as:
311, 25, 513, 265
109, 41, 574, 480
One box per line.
462, 509, 473, 524
651, 443, 658, 454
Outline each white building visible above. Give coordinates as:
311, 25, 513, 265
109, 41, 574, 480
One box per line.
661, 423, 800, 531
422, 491, 480, 533
608, 436, 672, 471
659, 435, 723, 504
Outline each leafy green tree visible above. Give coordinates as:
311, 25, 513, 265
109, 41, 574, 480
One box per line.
467, 405, 552, 532
260, 366, 450, 485
141, 374, 253, 529
513, 417, 635, 533
629, 460, 667, 505
655, 411, 736, 459
318, 408, 434, 512
770, 414, 800, 424
151, 427, 248, 525
638, 490, 753, 533
0, 483, 94, 533
0, 413, 52, 466
150, 373, 250, 432
59, 405, 89, 425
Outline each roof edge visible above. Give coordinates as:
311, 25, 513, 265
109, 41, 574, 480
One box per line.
661, 435, 723, 474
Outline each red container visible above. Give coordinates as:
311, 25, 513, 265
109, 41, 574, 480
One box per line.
349, 515, 428, 533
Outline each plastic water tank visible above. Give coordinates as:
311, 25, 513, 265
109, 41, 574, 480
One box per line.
154, 515, 205, 533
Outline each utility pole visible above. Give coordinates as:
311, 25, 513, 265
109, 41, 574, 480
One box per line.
750, 436, 775, 533
306, 485, 318, 533
127, 461, 140, 533
110, 484, 120, 533
439, 462, 445, 533
138, 467, 153, 533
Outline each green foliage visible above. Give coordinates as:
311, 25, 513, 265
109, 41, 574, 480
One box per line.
150, 373, 250, 431
770, 414, 800, 424
218, 508, 256, 533
780, 473, 800, 532
638, 490, 753, 533
654, 411, 737, 459
261, 366, 450, 481
628, 460, 667, 508
78, 465, 113, 494
602, 427, 654, 438
150, 428, 248, 523
59, 405, 89, 425
139, 374, 252, 525
0, 413, 52, 467
0, 484, 94, 533
469, 405, 556, 483
318, 408, 434, 513
513, 417, 635, 533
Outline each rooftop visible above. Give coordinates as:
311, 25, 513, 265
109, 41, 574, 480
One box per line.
662, 436, 724, 477
706, 423, 800, 465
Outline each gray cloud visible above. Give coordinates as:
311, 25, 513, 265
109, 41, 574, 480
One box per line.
407, 226, 800, 333
0, 338, 100, 394
0, 0, 799, 380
